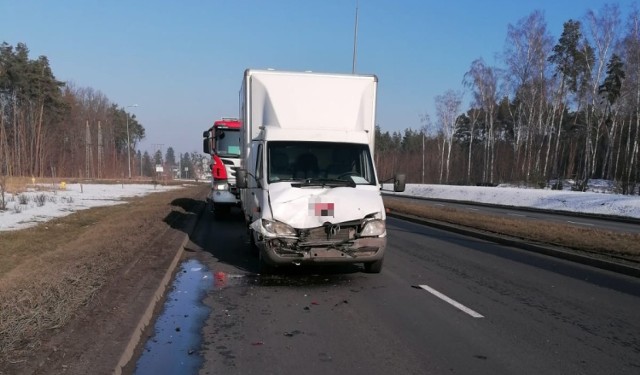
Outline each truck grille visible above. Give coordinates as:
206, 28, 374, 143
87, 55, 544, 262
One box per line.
298, 224, 356, 243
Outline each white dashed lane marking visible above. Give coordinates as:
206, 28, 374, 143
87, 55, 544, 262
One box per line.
417, 284, 484, 318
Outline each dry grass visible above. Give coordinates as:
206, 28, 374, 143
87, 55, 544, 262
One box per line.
383, 197, 640, 259
0, 176, 60, 195
0, 184, 206, 361
0, 214, 101, 277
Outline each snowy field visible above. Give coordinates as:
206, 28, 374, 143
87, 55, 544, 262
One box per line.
0, 183, 181, 231
1, 181, 639, 232
385, 180, 640, 219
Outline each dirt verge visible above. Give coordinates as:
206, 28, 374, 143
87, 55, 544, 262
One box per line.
0, 183, 208, 375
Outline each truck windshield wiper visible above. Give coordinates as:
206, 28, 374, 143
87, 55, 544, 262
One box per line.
291, 178, 356, 188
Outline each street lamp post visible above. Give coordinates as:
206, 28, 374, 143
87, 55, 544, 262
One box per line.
126, 104, 139, 179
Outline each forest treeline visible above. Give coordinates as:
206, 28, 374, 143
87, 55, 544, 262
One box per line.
0, 42, 205, 181
2, 4, 640, 195
376, 5, 639, 194
0, 42, 147, 179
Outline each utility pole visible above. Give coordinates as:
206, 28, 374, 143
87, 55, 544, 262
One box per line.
85, 121, 93, 178
97, 121, 103, 179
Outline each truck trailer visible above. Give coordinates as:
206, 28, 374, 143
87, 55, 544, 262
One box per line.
236, 69, 405, 273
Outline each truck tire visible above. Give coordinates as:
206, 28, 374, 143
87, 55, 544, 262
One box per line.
363, 258, 383, 273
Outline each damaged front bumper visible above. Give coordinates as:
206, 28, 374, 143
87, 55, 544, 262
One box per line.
252, 219, 386, 266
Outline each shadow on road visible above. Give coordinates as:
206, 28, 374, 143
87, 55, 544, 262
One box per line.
163, 197, 204, 232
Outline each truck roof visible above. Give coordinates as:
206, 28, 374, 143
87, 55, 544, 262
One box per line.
242, 69, 377, 148
244, 69, 377, 82
258, 127, 370, 144
213, 118, 241, 129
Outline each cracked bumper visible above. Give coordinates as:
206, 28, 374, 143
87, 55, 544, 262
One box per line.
258, 236, 386, 266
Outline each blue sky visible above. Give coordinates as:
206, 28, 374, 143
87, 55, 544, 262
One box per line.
2, 0, 638, 155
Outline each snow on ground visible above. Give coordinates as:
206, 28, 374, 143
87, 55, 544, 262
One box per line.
0, 183, 180, 231
1, 180, 639, 232
386, 180, 640, 219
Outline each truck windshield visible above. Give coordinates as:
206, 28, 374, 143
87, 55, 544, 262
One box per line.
267, 141, 376, 185
215, 129, 241, 158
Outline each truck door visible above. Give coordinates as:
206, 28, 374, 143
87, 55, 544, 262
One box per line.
246, 141, 264, 220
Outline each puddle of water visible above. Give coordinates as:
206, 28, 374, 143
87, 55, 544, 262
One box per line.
133, 259, 212, 375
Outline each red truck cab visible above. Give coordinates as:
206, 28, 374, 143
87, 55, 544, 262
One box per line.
202, 118, 242, 217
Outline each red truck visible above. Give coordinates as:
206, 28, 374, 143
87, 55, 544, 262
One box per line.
202, 118, 242, 217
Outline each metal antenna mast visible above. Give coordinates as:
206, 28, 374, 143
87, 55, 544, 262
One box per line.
352, 0, 359, 73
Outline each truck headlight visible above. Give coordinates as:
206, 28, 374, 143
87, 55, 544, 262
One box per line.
360, 219, 385, 237
214, 182, 229, 191
262, 219, 297, 236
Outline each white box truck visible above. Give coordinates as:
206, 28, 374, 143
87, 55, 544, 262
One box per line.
236, 69, 405, 273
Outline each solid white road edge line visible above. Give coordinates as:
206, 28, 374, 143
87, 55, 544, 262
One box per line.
419, 284, 484, 318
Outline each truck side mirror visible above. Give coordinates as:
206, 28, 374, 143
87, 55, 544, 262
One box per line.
393, 174, 406, 192
236, 169, 248, 188
203, 138, 210, 154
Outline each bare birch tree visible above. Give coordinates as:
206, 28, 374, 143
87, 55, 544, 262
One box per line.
618, 8, 640, 193
582, 4, 621, 182
435, 90, 463, 183
503, 11, 553, 182
464, 58, 500, 183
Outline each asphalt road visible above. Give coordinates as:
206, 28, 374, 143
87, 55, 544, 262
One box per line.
385, 194, 640, 234
191, 208, 640, 375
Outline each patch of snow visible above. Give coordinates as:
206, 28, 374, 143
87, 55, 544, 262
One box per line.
0, 183, 180, 231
